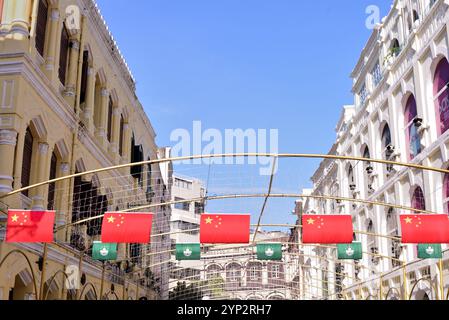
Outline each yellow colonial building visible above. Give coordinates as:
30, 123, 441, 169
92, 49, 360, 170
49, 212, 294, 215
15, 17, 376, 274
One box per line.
0, 0, 172, 300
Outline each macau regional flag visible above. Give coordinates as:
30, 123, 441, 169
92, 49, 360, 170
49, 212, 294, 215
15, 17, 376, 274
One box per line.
337, 242, 363, 260
92, 241, 117, 261
417, 244, 442, 259
176, 244, 201, 261
257, 243, 282, 261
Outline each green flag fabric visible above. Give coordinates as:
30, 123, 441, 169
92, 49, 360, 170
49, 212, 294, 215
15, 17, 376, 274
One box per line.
337, 242, 362, 260
176, 244, 201, 260
257, 243, 282, 261
417, 244, 442, 259
92, 242, 117, 261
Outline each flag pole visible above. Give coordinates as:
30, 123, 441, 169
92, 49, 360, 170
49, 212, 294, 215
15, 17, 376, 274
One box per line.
100, 261, 106, 300
402, 261, 408, 300
75, 249, 85, 300
379, 275, 383, 300
439, 259, 444, 301
39, 243, 48, 300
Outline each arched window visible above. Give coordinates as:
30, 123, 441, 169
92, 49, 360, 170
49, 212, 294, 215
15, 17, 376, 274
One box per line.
107, 96, 113, 142
226, 263, 241, 283
382, 124, 394, 173
411, 186, 426, 212
58, 24, 70, 85
206, 265, 221, 280
21, 128, 34, 197
367, 219, 379, 265
80, 51, 89, 105
433, 58, 449, 135
404, 95, 421, 160
387, 207, 401, 268
363, 146, 374, 194
47, 152, 57, 210
35, 0, 48, 57
443, 173, 449, 214
363, 146, 371, 165
391, 39, 401, 57
348, 165, 355, 191
381, 124, 392, 152
119, 115, 124, 156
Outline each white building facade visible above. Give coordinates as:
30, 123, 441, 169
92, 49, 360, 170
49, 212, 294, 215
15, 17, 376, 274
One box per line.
168, 174, 206, 290
300, 0, 449, 300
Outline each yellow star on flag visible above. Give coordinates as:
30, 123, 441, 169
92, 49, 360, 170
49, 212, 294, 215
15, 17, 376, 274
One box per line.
307, 218, 315, 225
205, 217, 213, 224
404, 217, 413, 224
107, 216, 116, 223
11, 214, 19, 223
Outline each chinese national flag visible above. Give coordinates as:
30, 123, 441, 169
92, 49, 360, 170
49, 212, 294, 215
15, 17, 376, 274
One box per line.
6, 210, 55, 243
200, 214, 250, 244
302, 215, 353, 244
400, 214, 449, 243
101, 212, 153, 243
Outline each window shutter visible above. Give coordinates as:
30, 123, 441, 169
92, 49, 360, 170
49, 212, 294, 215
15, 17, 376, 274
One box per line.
80, 51, 89, 104
21, 129, 34, 197
47, 152, 57, 210
35, 0, 48, 57
58, 25, 70, 85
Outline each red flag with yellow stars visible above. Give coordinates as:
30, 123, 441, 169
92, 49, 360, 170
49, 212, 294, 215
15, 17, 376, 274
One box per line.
302, 215, 353, 244
200, 214, 250, 244
101, 212, 153, 243
6, 209, 55, 243
400, 214, 449, 243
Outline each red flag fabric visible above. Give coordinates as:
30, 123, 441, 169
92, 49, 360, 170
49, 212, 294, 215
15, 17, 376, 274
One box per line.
200, 214, 250, 244
302, 215, 353, 244
400, 214, 449, 243
101, 212, 153, 243
6, 210, 55, 243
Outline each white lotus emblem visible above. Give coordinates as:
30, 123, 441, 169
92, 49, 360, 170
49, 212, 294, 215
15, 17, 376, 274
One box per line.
183, 248, 192, 257
345, 247, 354, 257
425, 246, 434, 255
99, 247, 109, 257
265, 248, 274, 257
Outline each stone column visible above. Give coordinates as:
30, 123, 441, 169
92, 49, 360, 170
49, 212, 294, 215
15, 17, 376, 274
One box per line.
44, 7, 60, 80
82, 66, 95, 132
109, 106, 120, 159
64, 38, 81, 107
55, 162, 70, 241
31, 142, 49, 210
95, 88, 108, 149
3, 0, 32, 39
0, 130, 18, 194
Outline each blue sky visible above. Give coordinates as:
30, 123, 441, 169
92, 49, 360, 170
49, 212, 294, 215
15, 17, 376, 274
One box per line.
96, 0, 392, 228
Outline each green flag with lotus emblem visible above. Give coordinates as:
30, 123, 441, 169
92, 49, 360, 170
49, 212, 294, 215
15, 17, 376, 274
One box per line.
418, 244, 442, 259
257, 243, 282, 260
92, 241, 117, 261
176, 244, 201, 260
337, 242, 362, 260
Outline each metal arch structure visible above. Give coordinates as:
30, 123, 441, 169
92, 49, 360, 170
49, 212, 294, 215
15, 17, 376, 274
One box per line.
78, 282, 99, 300
102, 290, 120, 300
1, 153, 449, 300
408, 277, 437, 301
384, 287, 402, 300
43, 269, 71, 300
0, 249, 40, 300
1, 152, 449, 201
